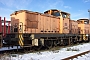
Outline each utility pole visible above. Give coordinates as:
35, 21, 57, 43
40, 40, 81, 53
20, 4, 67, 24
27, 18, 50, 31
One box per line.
88, 9, 90, 24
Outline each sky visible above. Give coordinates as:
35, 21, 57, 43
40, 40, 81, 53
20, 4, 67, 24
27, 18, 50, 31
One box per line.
0, 0, 90, 20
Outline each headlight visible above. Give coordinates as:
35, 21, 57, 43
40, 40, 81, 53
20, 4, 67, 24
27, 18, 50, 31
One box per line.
86, 34, 88, 36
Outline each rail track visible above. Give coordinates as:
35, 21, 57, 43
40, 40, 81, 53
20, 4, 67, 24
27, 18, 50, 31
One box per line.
62, 50, 90, 60
0, 43, 90, 60
0, 48, 24, 54
0, 42, 88, 54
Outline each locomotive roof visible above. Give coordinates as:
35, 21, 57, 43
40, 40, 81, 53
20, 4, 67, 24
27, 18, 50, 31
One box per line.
44, 9, 70, 15
77, 19, 89, 21
10, 10, 45, 15
10, 9, 70, 16
10, 10, 35, 16
10, 10, 60, 18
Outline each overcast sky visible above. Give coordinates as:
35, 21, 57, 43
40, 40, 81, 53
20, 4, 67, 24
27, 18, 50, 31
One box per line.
0, 0, 90, 20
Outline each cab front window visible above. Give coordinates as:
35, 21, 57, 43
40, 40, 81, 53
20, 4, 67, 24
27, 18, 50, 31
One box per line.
52, 12, 60, 16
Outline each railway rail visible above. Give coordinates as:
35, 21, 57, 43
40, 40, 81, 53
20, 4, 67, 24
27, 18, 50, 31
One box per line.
62, 50, 90, 60
0, 47, 23, 54
0, 46, 45, 54
0, 42, 88, 54
0, 46, 34, 54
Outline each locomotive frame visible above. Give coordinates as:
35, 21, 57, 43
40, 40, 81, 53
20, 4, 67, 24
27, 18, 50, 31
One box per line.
0, 9, 90, 50
2, 33, 89, 49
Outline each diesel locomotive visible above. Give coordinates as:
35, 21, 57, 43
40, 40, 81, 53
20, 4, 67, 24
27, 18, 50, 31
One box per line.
0, 9, 90, 50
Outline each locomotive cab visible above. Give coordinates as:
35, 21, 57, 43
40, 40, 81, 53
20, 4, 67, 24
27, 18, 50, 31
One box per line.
44, 9, 60, 16
44, 9, 70, 34
44, 9, 70, 18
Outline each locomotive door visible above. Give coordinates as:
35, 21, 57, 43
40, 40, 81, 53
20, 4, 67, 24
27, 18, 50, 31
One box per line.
19, 22, 23, 33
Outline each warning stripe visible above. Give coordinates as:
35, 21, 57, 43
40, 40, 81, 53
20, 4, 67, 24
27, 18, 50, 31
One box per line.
19, 34, 24, 47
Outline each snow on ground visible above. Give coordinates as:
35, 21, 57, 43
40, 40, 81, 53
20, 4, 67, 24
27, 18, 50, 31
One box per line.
0, 43, 90, 60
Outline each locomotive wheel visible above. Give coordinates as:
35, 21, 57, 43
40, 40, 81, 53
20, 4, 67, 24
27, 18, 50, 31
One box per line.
45, 40, 53, 49
57, 40, 61, 46
53, 40, 57, 47
38, 45, 43, 50
69, 37, 73, 45
60, 39, 63, 45
33, 45, 42, 51
70, 39, 73, 45
74, 37, 78, 44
